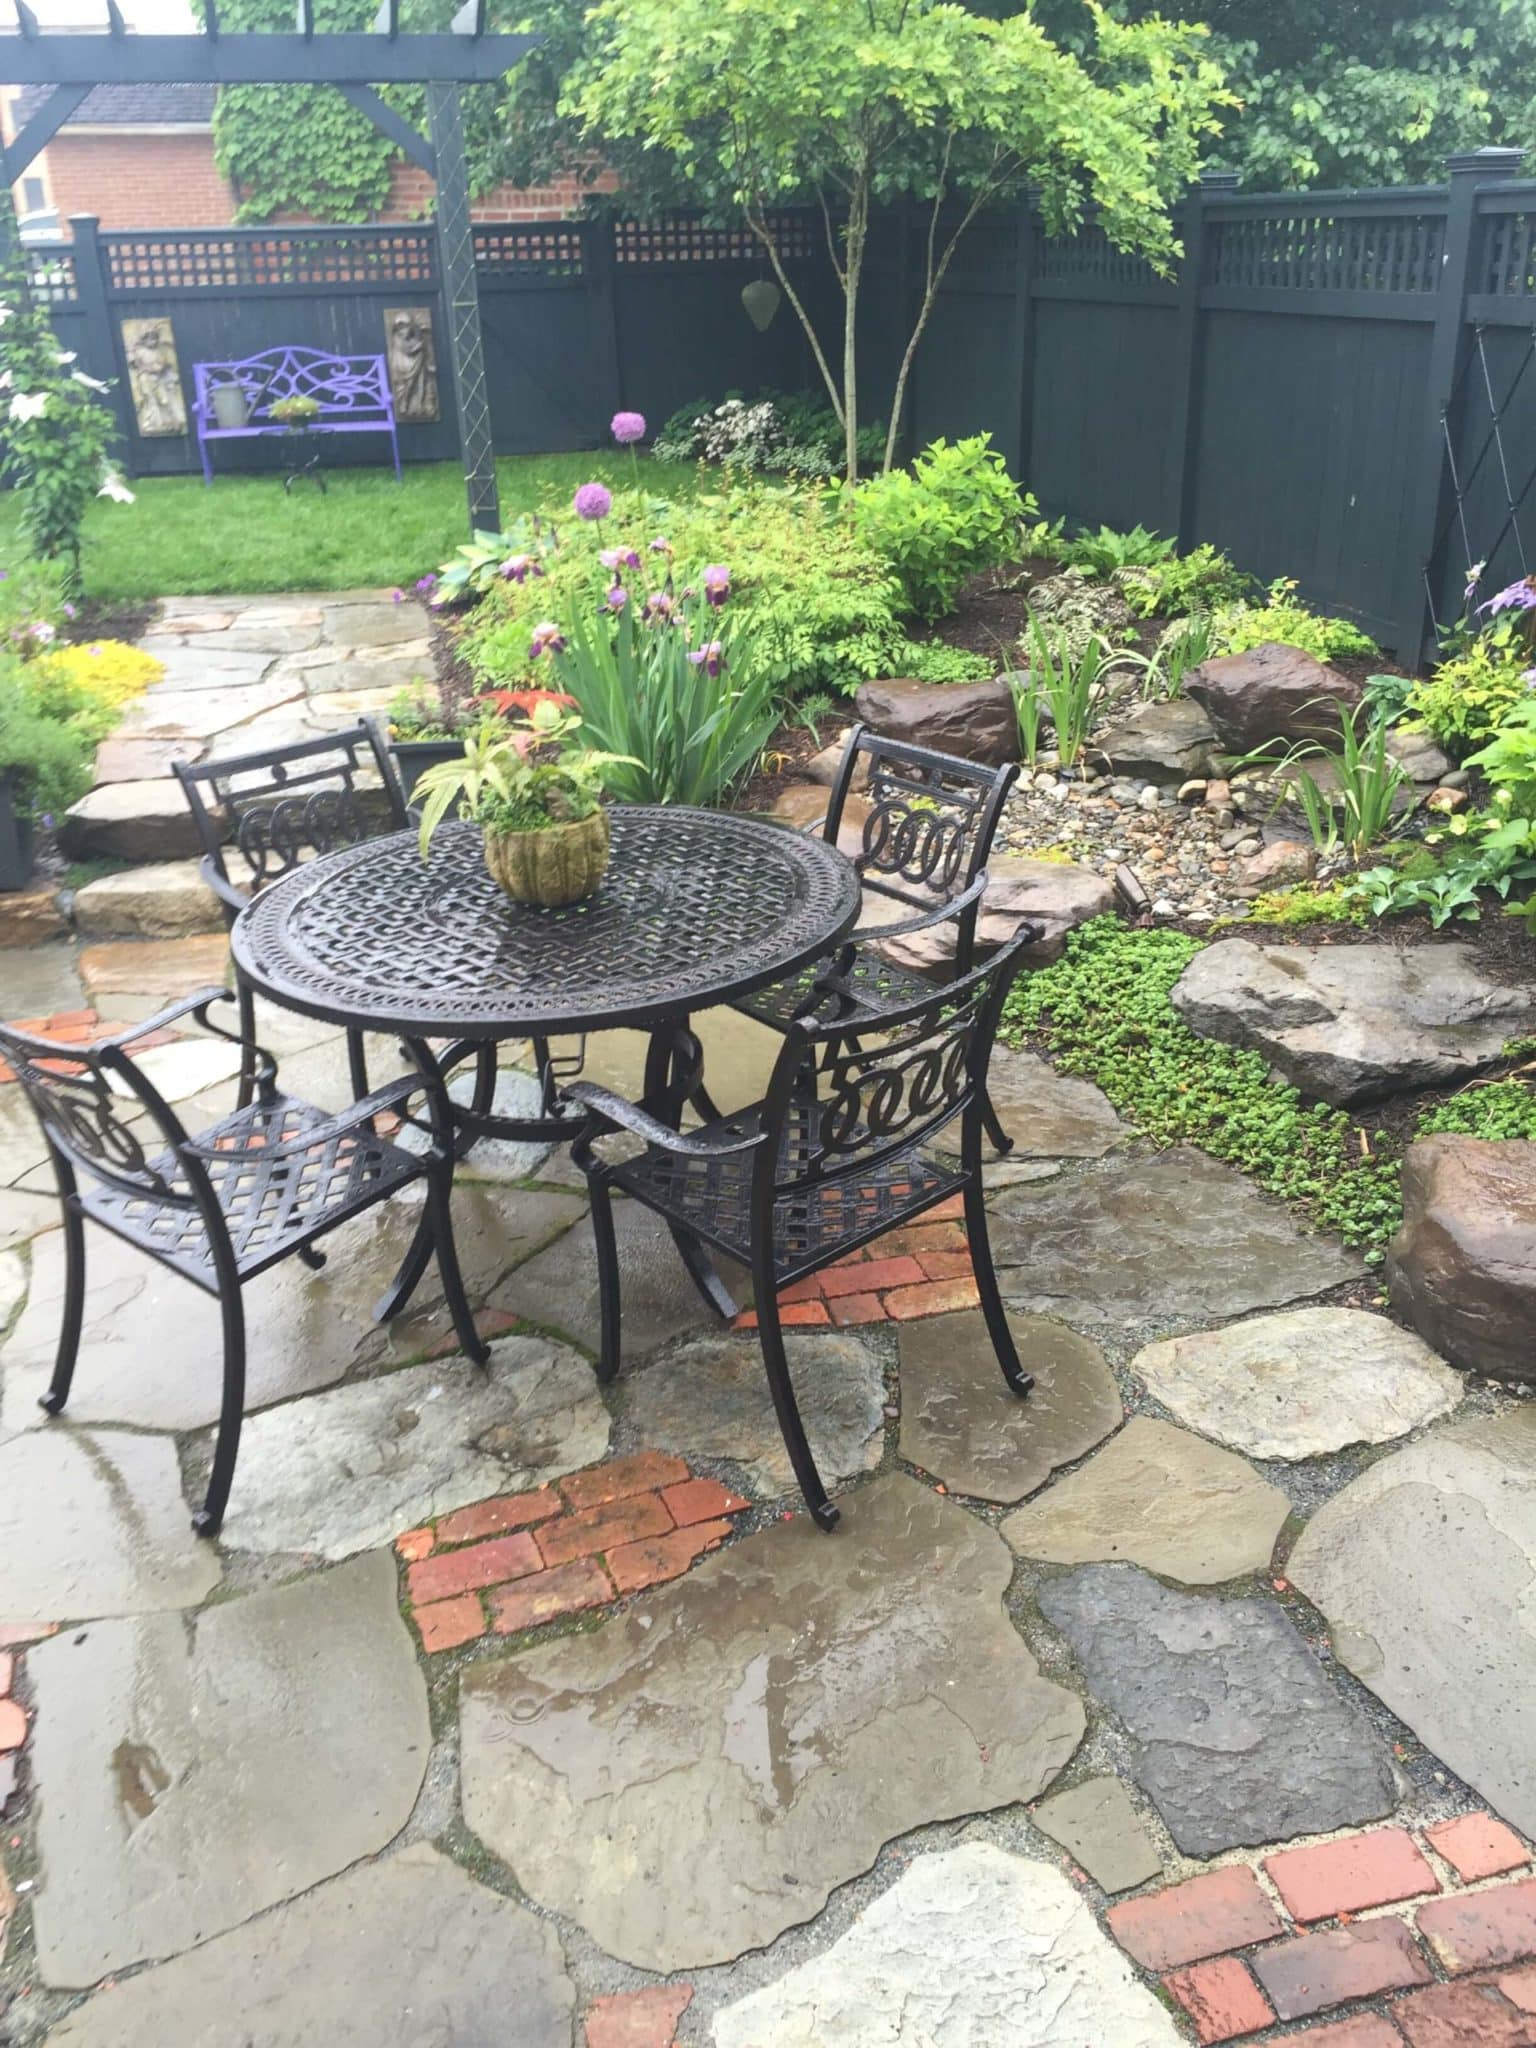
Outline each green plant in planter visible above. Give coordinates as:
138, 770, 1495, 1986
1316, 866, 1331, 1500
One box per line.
268, 393, 321, 427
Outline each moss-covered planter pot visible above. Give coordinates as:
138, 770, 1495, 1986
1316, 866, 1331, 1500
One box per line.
483, 806, 610, 907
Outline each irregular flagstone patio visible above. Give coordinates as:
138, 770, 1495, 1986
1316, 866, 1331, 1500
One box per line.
2, 907, 1535, 2047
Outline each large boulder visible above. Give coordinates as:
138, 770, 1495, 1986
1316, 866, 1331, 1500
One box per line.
1170, 939, 1535, 1106
853, 677, 1018, 766
1185, 643, 1361, 751
1385, 1136, 1536, 1383
879, 854, 1114, 975
1092, 699, 1218, 786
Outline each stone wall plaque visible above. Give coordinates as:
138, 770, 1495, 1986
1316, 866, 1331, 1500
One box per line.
120, 317, 188, 437
384, 306, 439, 423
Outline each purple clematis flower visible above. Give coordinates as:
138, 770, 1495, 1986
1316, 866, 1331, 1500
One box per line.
1480, 575, 1536, 616
688, 640, 724, 678
573, 482, 613, 522
610, 411, 646, 445
529, 620, 567, 658
701, 564, 730, 608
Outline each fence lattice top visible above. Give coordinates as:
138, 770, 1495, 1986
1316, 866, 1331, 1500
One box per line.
1207, 208, 1446, 293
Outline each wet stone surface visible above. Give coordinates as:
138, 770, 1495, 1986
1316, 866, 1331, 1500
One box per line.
711, 1844, 1180, 2047
898, 1309, 1122, 1504
991, 1146, 1360, 1328
1288, 1409, 1536, 1839
220, 1336, 611, 1560
460, 1474, 1086, 1973
623, 1329, 887, 1496
935, 1047, 1131, 1164
45, 1844, 576, 2048
1038, 1563, 1398, 1857
1031, 1776, 1164, 1896
27, 1551, 429, 1988
1131, 1307, 1464, 1460
1003, 1416, 1290, 1584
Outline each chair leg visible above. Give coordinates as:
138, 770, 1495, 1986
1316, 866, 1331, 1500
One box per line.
587, 1176, 624, 1385
426, 1165, 489, 1366
964, 1172, 1032, 1398
980, 1083, 1015, 1159
754, 1277, 839, 1531
235, 975, 258, 1111
38, 1203, 86, 1416
193, 1284, 247, 1537
297, 1242, 327, 1271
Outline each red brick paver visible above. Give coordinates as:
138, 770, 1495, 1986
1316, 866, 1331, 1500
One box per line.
583, 1983, 693, 2048
660, 1477, 749, 1527
1251, 1918, 1432, 2019
1265, 1829, 1441, 1922
608, 1520, 734, 1595
829, 1291, 888, 1325
1108, 1865, 1285, 1972
882, 1276, 980, 1319
1392, 1976, 1536, 2046
434, 1487, 561, 1548
1297, 2018, 1406, 2047
489, 1558, 614, 1636
537, 1492, 674, 1568
412, 1594, 485, 1655
1426, 1813, 1532, 1885
561, 1451, 689, 1512
1163, 1956, 1276, 2043
406, 1530, 542, 1606
1418, 1877, 1536, 1975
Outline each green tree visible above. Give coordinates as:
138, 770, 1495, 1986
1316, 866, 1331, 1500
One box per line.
564, 0, 1231, 479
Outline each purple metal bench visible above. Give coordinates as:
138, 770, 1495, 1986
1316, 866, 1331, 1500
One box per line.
191, 345, 401, 484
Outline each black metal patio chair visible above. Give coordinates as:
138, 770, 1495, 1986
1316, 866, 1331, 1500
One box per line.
732, 724, 1022, 1152
172, 721, 495, 1116
0, 990, 488, 1537
568, 929, 1036, 1530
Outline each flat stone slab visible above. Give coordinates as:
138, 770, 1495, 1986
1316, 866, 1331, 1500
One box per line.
58, 779, 210, 864
112, 678, 306, 743
935, 1047, 1130, 1165
1132, 1307, 1464, 1460
135, 638, 276, 688
461, 1474, 1085, 1972
45, 1843, 574, 2047
1004, 1417, 1289, 1583
1038, 1564, 1397, 1856
1288, 1408, 1536, 1838
991, 1146, 1359, 1328
223, 1336, 610, 1559
1032, 1776, 1163, 1895
712, 1844, 1179, 2047
0, 1427, 220, 1621
77, 933, 231, 1002
72, 860, 226, 940
623, 1329, 886, 1496
28, 1551, 429, 1988
1170, 939, 1536, 1107
899, 1309, 1122, 1504
1, 1184, 580, 1437
0, 1187, 56, 1250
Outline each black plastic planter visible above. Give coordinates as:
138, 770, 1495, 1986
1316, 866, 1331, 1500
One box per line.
389, 735, 466, 806
0, 771, 36, 891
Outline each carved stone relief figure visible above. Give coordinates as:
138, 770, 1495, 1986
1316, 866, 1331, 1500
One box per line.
121, 317, 188, 437
384, 307, 439, 423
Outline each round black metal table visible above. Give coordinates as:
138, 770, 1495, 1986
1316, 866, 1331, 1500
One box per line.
231, 805, 862, 1320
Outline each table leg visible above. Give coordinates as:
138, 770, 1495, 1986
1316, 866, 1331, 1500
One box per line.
373, 1036, 452, 1325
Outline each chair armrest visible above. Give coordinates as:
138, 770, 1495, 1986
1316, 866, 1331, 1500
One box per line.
199, 854, 249, 918
565, 1082, 767, 1158
182, 1071, 429, 1165
96, 986, 236, 1050
855, 869, 990, 944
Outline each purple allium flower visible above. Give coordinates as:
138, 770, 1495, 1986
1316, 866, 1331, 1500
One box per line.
390, 588, 405, 603
604, 583, 628, 613
610, 411, 646, 445
687, 640, 724, 678
501, 553, 544, 584
573, 482, 613, 522
1480, 575, 1536, 616
701, 564, 730, 608
415, 573, 438, 597
529, 620, 567, 658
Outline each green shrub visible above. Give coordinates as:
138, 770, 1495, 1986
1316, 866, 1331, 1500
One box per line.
1059, 523, 1174, 579
895, 640, 994, 684
1211, 579, 1376, 663
1121, 543, 1251, 619
839, 435, 1026, 620
0, 664, 96, 821
652, 390, 886, 477
1405, 635, 1533, 755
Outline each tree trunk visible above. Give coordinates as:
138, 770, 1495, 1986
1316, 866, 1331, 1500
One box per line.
842, 179, 869, 482
745, 206, 845, 427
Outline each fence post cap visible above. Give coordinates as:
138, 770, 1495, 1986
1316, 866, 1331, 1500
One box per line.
1444, 145, 1525, 177
1199, 167, 1241, 190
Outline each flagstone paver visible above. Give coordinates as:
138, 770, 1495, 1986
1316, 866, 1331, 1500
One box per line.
0, 1186, 54, 1248
1131, 1307, 1464, 1460
27, 1550, 428, 1988
44, 1844, 576, 2047
220, 1335, 611, 1559
1038, 1564, 1397, 1855
1288, 1409, 1536, 1838
0, 1427, 220, 1620
460, 1474, 1085, 1972
623, 1328, 887, 1494
1003, 1416, 1290, 1583
936, 1046, 1132, 1160
1032, 1775, 1164, 1893
991, 1147, 1360, 1327
898, 1308, 1122, 1502
711, 1845, 1181, 2047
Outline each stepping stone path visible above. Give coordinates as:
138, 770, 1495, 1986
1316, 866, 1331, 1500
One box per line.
1003, 1415, 1290, 1582
712, 1844, 1181, 2046
460, 1475, 1085, 1972
1288, 1408, 1536, 1838
1170, 938, 1535, 1106
991, 1145, 1359, 1327
45, 1844, 576, 2047
1038, 1564, 1397, 1855
1130, 1306, 1464, 1459
898, 1308, 1122, 1502
1032, 1776, 1164, 1894
940, 1045, 1130, 1161
27, 1552, 428, 1987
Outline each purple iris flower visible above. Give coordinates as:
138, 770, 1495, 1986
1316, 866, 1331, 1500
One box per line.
649, 536, 673, 557
604, 583, 628, 613
573, 482, 613, 522
599, 547, 642, 572
641, 591, 677, 625
610, 411, 646, 445
502, 553, 544, 584
701, 564, 730, 608
529, 621, 567, 658
687, 640, 724, 678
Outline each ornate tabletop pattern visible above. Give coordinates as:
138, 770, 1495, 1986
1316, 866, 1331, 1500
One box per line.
232, 807, 862, 1039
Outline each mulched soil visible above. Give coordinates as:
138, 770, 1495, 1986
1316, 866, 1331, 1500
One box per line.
68, 597, 157, 646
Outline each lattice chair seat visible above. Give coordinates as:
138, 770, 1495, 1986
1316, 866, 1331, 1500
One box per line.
606, 1095, 965, 1285
735, 944, 946, 1031
82, 1094, 424, 1288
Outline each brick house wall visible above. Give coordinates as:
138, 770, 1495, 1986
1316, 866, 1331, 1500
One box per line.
41, 129, 236, 231
378, 158, 619, 224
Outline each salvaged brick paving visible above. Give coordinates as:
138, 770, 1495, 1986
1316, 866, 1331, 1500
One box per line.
733, 1198, 979, 1329
0, 1009, 175, 1083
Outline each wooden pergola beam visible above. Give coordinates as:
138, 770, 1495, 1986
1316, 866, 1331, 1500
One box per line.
0, 31, 536, 86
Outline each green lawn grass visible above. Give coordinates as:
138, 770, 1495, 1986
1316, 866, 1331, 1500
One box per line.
0, 452, 706, 602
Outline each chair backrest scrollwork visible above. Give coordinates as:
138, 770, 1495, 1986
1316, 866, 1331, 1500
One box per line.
0, 1025, 195, 1208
